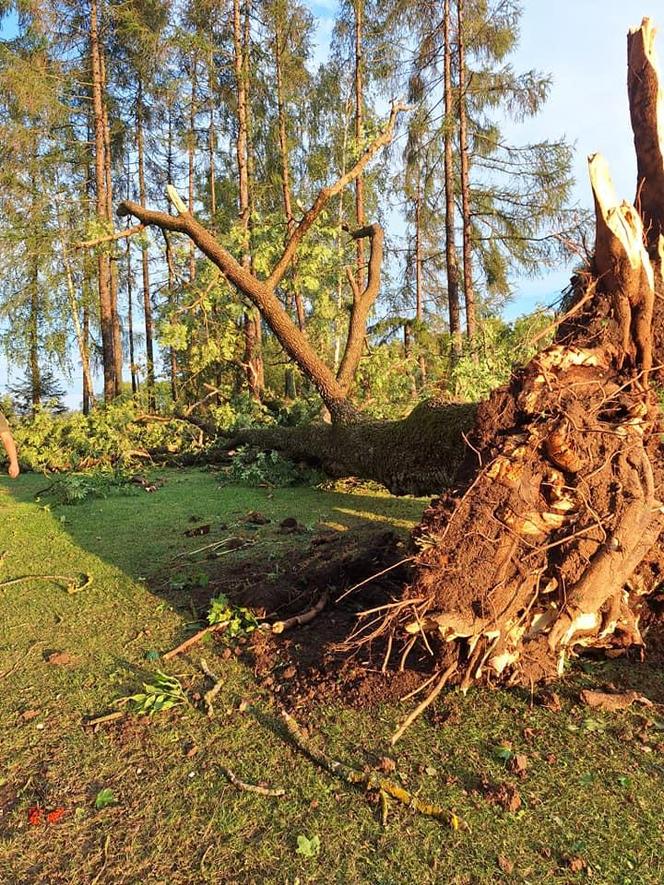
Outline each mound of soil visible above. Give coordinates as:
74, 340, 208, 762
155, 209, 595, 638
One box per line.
179, 526, 442, 711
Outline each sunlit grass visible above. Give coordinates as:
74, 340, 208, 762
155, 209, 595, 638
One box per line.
0, 468, 663, 884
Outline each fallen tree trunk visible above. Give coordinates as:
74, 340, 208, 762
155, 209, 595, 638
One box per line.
356, 17, 664, 686
231, 400, 476, 496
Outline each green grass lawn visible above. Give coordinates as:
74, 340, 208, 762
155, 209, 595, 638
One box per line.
1, 468, 663, 884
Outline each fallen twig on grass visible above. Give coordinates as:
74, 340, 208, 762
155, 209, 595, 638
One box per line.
0, 640, 44, 681
200, 658, 223, 718
271, 591, 329, 634
219, 765, 285, 797
84, 711, 126, 728
162, 624, 224, 660
0, 573, 92, 594
280, 710, 464, 828
90, 834, 111, 885
391, 661, 457, 745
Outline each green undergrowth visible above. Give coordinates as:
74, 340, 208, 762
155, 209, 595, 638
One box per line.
0, 468, 663, 884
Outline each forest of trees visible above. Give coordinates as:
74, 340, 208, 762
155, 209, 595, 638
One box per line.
0, 0, 584, 424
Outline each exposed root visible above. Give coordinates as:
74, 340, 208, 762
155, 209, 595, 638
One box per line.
271, 591, 329, 634
391, 661, 457, 745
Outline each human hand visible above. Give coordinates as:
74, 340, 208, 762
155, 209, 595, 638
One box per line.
8, 461, 19, 479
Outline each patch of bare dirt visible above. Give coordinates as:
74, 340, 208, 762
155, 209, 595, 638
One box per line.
166, 525, 445, 710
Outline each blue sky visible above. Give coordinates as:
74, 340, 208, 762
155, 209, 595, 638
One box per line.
0, 1, 657, 402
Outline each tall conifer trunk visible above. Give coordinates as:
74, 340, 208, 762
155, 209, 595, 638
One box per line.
443, 0, 462, 359
457, 0, 476, 342
136, 80, 156, 410
89, 0, 116, 400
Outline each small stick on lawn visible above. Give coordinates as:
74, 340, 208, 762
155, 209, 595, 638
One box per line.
84, 711, 125, 728
163, 624, 224, 661
200, 658, 223, 718
391, 661, 457, 745
219, 765, 285, 797
0, 640, 44, 681
281, 710, 464, 828
271, 591, 329, 634
0, 573, 92, 594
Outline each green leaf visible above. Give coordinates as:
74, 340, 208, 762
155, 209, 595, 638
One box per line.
94, 788, 117, 810
296, 834, 320, 858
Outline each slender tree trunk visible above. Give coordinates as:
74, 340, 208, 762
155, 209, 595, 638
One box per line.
29, 254, 40, 414
126, 236, 138, 395
274, 23, 306, 332
166, 102, 179, 402
82, 119, 94, 415
99, 40, 122, 394
334, 100, 352, 373
208, 102, 216, 218
414, 175, 427, 386
89, 0, 116, 400
136, 81, 156, 410
233, 0, 263, 399
188, 55, 197, 283
354, 0, 366, 291
82, 301, 92, 414
443, 0, 462, 359
457, 0, 475, 342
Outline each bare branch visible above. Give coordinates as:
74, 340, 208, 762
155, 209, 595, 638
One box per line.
266, 101, 408, 290
75, 223, 145, 250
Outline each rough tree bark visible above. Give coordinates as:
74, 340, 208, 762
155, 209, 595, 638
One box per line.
443, 0, 462, 359
357, 17, 664, 687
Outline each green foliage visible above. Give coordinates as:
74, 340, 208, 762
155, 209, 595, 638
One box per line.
449, 313, 554, 401
94, 788, 118, 811
296, 834, 321, 858
7, 401, 204, 473
124, 671, 187, 716
168, 570, 209, 591
207, 593, 260, 640
223, 446, 322, 488
38, 469, 137, 505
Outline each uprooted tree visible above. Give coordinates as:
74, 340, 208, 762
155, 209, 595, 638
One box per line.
120, 17, 664, 687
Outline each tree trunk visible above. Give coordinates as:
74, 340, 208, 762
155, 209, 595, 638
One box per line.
362, 17, 664, 688
188, 54, 197, 283
100, 40, 122, 395
29, 253, 40, 414
354, 0, 366, 292
126, 235, 138, 395
90, 0, 116, 401
118, 104, 406, 422
274, 21, 306, 333
233, 0, 263, 400
457, 0, 476, 342
443, 0, 462, 359
414, 174, 427, 386
136, 81, 156, 410
232, 400, 476, 495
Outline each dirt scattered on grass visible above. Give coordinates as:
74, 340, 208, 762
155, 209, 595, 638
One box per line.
481, 780, 522, 813
163, 524, 444, 711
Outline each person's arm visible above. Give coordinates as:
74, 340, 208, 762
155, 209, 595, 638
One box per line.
0, 430, 19, 478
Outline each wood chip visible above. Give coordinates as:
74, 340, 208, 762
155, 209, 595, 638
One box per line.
580, 689, 652, 712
